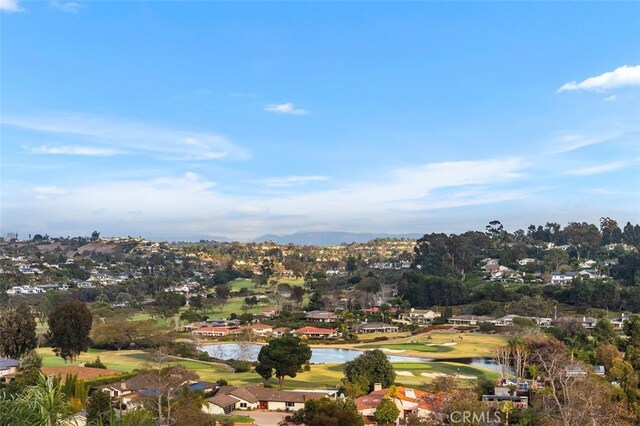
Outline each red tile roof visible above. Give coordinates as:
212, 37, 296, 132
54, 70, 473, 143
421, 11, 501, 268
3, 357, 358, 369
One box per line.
292, 326, 337, 335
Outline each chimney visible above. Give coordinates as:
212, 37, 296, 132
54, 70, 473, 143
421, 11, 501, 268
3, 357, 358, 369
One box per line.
120, 380, 126, 390
405, 388, 416, 399
373, 383, 382, 392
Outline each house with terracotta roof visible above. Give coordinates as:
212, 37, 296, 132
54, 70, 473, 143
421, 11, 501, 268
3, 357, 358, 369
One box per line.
291, 326, 338, 338
355, 384, 443, 425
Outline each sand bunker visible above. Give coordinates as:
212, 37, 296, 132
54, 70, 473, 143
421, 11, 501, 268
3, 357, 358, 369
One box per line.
381, 348, 406, 353
420, 372, 477, 380
396, 371, 414, 376
424, 342, 457, 347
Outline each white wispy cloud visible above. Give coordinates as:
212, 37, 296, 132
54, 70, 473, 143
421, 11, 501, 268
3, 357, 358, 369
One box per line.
0, 0, 23, 12
260, 175, 329, 187
2, 113, 249, 161
50, 0, 82, 12
5, 158, 530, 239
264, 103, 309, 115
558, 65, 640, 93
604, 95, 617, 102
33, 186, 67, 197
565, 158, 640, 176
28, 145, 125, 156
548, 132, 621, 154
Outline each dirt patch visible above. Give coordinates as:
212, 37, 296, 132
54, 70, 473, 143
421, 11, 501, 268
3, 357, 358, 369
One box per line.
41, 366, 125, 382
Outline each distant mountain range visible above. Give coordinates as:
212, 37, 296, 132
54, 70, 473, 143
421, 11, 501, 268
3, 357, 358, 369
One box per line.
254, 231, 422, 246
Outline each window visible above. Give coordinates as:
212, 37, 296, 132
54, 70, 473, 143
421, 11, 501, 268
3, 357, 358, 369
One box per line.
240, 402, 247, 408
286, 402, 295, 408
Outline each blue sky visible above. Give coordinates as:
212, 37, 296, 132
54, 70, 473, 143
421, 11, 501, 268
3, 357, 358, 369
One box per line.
1, 1, 639, 240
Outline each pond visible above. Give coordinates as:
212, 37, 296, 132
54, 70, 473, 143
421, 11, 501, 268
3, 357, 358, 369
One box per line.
199, 343, 501, 371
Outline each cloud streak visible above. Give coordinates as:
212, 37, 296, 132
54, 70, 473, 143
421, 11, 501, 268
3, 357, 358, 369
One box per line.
565, 158, 640, 176
548, 132, 622, 154
2, 112, 249, 161
50, 0, 83, 12
0, 0, 22, 12
5, 158, 530, 239
27, 145, 125, 157
264, 103, 309, 115
558, 65, 640, 93
259, 175, 329, 187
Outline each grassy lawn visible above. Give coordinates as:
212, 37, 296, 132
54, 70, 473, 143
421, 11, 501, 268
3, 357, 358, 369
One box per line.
36, 346, 498, 391
201, 297, 271, 319
228, 278, 255, 291
393, 361, 498, 379
225, 363, 346, 389
36, 348, 231, 377
354, 332, 507, 359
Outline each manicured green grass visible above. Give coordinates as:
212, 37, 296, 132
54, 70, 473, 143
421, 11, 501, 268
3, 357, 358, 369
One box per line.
354, 332, 507, 359
228, 278, 255, 291
37, 348, 231, 377
392, 361, 497, 378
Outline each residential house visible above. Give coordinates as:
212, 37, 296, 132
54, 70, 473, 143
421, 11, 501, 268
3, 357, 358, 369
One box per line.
399, 308, 441, 324
578, 260, 597, 269
304, 310, 337, 323
291, 326, 338, 338
0, 358, 19, 382
579, 269, 607, 280
448, 315, 494, 326
97, 375, 216, 410
354, 322, 399, 333
261, 307, 281, 318
272, 327, 289, 337
518, 258, 536, 266
492, 315, 552, 328
355, 384, 443, 425
244, 323, 273, 337
191, 326, 242, 337
482, 378, 534, 409
206, 385, 332, 414
550, 272, 575, 285
204, 394, 238, 415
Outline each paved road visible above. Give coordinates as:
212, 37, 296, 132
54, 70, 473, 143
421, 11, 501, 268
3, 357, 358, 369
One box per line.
248, 410, 289, 426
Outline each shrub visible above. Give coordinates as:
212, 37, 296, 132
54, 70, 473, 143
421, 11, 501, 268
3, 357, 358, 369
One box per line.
478, 322, 496, 333
85, 356, 107, 369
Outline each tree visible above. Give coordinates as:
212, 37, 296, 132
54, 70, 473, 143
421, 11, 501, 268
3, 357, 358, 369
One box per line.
543, 248, 569, 271
343, 349, 395, 393
291, 286, 305, 304
152, 292, 186, 319
48, 300, 92, 363
86, 389, 112, 425
214, 284, 231, 300
592, 317, 618, 345
255, 335, 311, 390
375, 398, 400, 426
294, 397, 364, 426
91, 230, 101, 241
0, 305, 37, 359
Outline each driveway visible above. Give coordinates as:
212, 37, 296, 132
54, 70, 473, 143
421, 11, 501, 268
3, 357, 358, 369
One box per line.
247, 410, 289, 426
